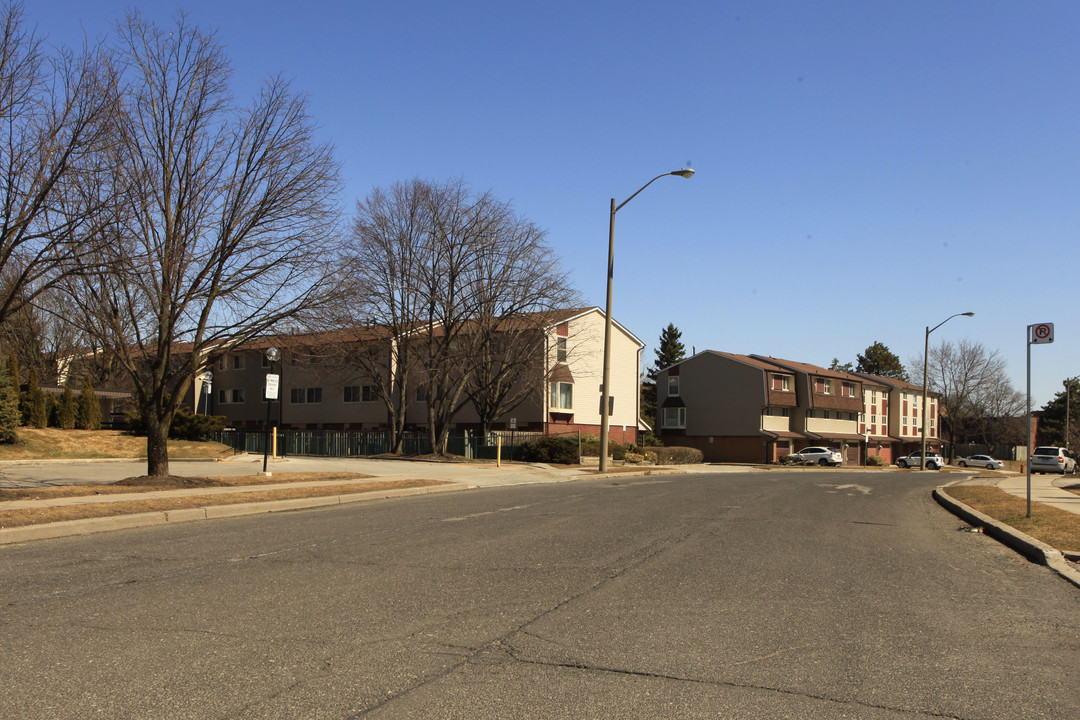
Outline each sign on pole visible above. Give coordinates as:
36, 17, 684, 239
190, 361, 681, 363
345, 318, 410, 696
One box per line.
1030, 323, 1054, 344
1026, 321, 1056, 518
264, 373, 280, 401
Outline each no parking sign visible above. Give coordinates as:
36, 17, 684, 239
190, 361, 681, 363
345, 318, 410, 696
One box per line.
1030, 323, 1054, 344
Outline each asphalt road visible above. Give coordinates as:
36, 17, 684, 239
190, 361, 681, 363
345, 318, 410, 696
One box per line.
2, 470, 1078, 719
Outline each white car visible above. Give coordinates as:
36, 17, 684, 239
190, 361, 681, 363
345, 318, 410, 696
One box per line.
789, 446, 843, 466
957, 455, 1004, 470
896, 451, 945, 470
1029, 447, 1076, 474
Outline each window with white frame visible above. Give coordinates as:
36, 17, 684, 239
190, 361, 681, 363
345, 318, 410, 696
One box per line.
667, 375, 680, 397
550, 382, 573, 410
662, 407, 686, 428
556, 337, 568, 363
772, 374, 792, 391
842, 382, 855, 397
548, 379, 574, 408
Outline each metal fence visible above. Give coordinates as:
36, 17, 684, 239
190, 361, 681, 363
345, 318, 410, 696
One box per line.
212, 428, 555, 461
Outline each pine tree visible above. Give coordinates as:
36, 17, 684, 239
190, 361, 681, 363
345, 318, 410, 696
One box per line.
27, 366, 46, 428
651, 324, 687, 376
59, 387, 76, 429
76, 376, 102, 430
0, 364, 19, 443
856, 342, 907, 380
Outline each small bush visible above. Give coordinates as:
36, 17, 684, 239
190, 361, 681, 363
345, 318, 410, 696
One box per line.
865, 455, 888, 467
647, 446, 704, 465
170, 407, 227, 441
520, 435, 580, 464
580, 436, 627, 460
127, 405, 226, 441
777, 454, 801, 465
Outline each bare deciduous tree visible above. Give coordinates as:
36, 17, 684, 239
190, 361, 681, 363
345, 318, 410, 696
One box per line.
910, 338, 1024, 448
0, 3, 115, 326
66, 11, 341, 477
342, 178, 577, 453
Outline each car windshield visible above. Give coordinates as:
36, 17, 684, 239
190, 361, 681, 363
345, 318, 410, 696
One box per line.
1033, 447, 1060, 455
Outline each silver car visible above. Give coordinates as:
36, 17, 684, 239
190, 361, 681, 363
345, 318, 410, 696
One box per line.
957, 455, 1004, 470
1029, 447, 1076, 474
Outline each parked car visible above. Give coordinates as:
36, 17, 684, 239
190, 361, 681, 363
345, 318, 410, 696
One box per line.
896, 451, 945, 470
956, 454, 1004, 470
789, 446, 843, 466
1029, 446, 1076, 474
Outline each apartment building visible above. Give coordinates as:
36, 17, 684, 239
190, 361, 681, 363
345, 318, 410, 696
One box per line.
191, 307, 646, 443
655, 351, 939, 464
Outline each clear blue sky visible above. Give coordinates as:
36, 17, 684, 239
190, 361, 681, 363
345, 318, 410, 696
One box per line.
33, 0, 1080, 408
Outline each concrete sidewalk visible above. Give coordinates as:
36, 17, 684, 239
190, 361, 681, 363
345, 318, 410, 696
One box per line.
994, 472, 1080, 515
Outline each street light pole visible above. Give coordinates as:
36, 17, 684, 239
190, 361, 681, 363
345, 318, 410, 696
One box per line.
921, 312, 974, 470
261, 346, 281, 475
599, 168, 694, 472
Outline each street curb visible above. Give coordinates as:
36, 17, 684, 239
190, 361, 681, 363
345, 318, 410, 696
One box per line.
0, 482, 474, 546
933, 483, 1080, 589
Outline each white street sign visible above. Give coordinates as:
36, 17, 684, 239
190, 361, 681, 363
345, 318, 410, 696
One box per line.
1030, 323, 1054, 344
265, 373, 280, 400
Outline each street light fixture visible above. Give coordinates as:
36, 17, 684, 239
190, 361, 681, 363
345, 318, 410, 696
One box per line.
599, 168, 694, 472
920, 312, 974, 470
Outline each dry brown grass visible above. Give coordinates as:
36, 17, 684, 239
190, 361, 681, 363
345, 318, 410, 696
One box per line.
0, 473, 376, 501
0, 477, 448, 528
0, 428, 234, 460
946, 484, 1080, 553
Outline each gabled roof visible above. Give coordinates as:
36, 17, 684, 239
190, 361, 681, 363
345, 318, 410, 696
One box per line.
750, 355, 862, 383
851, 371, 932, 395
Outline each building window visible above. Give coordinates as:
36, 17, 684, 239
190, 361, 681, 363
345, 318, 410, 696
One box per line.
290, 387, 322, 404
344, 386, 376, 403
772, 374, 791, 391
662, 407, 686, 428
667, 375, 680, 397
763, 407, 790, 417
550, 382, 573, 410
842, 382, 855, 397
232, 354, 245, 370
345, 385, 377, 403
218, 388, 245, 404
556, 337, 567, 363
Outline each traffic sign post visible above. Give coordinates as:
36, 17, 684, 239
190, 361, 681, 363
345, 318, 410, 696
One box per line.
1026, 323, 1056, 517
1031, 323, 1054, 344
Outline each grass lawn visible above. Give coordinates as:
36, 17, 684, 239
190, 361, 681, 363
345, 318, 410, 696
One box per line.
0, 428, 234, 461
945, 484, 1080, 554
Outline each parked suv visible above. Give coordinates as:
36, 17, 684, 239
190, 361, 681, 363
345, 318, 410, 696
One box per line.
789, 446, 843, 466
1029, 446, 1076, 474
896, 451, 945, 470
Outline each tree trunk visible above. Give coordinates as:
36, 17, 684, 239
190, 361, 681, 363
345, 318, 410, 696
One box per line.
145, 414, 170, 477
